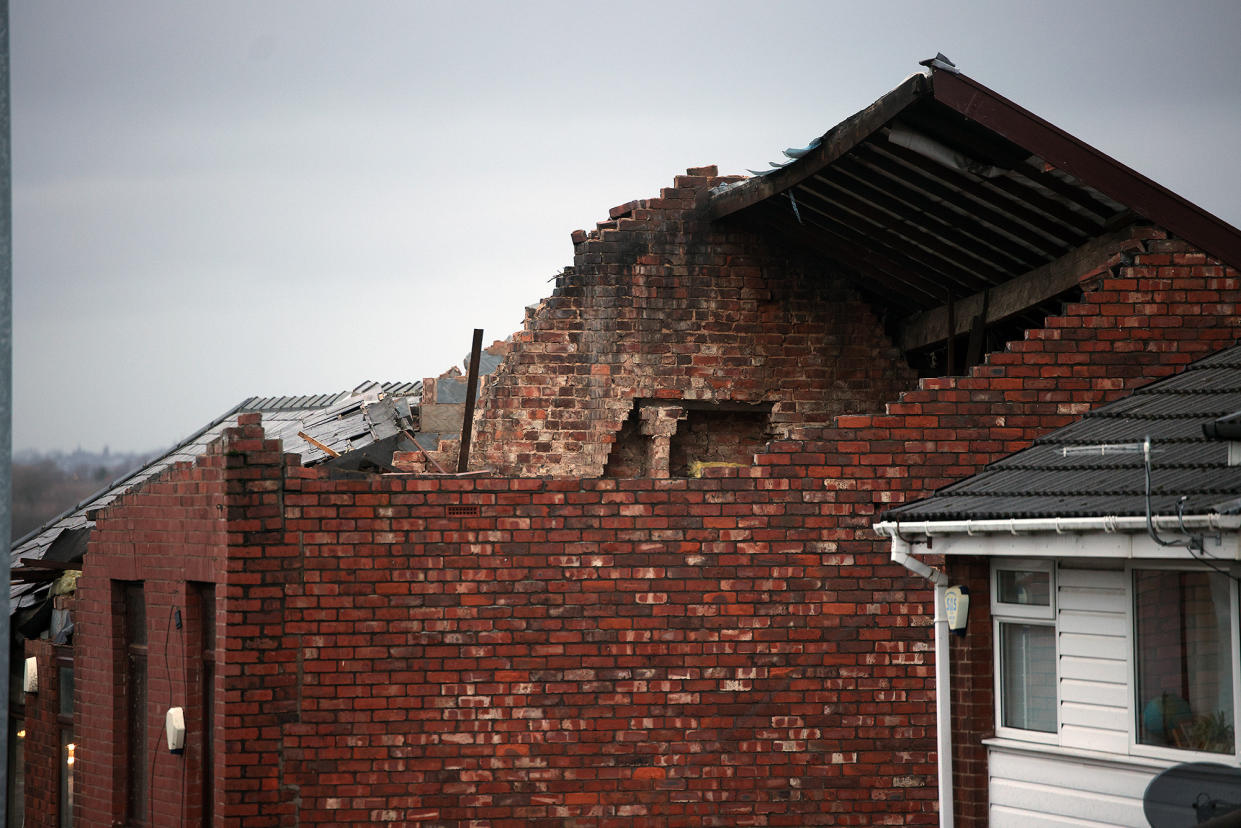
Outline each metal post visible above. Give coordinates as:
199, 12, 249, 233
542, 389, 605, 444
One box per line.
0, 0, 13, 816
457, 329, 483, 473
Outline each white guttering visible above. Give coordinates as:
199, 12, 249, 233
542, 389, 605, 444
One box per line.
874, 513, 1241, 540
888, 533, 953, 828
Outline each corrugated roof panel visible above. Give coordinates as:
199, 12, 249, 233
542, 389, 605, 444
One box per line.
11, 379, 420, 611
993, 441, 1223, 470
1048, 412, 1218, 442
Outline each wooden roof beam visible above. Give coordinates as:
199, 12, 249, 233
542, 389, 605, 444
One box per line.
931, 68, 1241, 270
897, 226, 1146, 352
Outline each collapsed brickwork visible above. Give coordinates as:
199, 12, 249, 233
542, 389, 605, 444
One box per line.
48, 216, 1239, 826
470, 167, 919, 477
405, 340, 512, 473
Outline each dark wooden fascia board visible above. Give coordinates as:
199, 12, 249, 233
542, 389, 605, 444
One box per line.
708, 73, 929, 220
932, 68, 1241, 270
897, 226, 1147, 352
18, 557, 80, 571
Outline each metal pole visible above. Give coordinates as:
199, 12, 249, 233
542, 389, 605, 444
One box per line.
456, 329, 483, 473
0, 0, 14, 816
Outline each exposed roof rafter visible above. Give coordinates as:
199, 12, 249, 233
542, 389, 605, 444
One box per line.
707, 65, 1241, 332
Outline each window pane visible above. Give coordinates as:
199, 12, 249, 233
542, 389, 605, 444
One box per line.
1135, 570, 1235, 754
1001, 623, 1056, 732
997, 569, 1051, 606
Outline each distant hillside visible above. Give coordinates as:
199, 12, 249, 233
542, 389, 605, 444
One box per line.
11, 449, 157, 541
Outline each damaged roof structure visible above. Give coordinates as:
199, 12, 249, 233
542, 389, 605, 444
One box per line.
10, 381, 422, 624
12, 59, 1241, 827
711, 61, 1240, 373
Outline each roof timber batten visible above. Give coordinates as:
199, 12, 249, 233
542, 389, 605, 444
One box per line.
897, 226, 1147, 352
707, 73, 930, 220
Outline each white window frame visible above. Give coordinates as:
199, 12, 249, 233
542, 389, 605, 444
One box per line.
992, 560, 1059, 744
1125, 561, 1241, 762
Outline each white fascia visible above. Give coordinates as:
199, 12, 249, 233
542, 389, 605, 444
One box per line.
874, 514, 1241, 561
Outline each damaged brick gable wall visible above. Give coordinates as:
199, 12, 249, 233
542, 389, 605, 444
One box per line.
469, 166, 919, 478
459, 202, 1241, 823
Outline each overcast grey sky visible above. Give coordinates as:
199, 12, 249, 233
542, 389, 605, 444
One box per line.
12, 1, 1241, 453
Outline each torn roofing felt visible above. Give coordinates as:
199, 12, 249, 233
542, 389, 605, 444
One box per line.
10, 380, 421, 614
884, 342, 1241, 522
710, 63, 1241, 355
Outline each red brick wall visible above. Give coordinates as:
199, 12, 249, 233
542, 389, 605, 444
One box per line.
20, 639, 62, 827
73, 445, 230, 828
262, 470, 943, 825
217, 419, 301, 825
470, 166, 919, 477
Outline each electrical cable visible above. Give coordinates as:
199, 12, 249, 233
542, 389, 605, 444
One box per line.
1142, 436, 1241, 587
147, 602, 185, 825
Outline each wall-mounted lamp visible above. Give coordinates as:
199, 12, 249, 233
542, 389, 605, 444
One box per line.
944, 585, 970, 636
22, 658, 37, 694
166, 707, 185, 754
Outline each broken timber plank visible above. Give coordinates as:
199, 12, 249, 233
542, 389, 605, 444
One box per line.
297, 431, 340, 457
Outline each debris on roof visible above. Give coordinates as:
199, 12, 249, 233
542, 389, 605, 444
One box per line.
10, 380, 421, 613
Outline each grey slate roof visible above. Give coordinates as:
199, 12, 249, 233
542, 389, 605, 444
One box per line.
884, 344, 1241, 522
11, 380, 420, 611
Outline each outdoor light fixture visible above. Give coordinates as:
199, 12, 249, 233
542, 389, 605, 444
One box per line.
944, 585, 970, 635
22, 657, 37, 694
166, 707, 185, 754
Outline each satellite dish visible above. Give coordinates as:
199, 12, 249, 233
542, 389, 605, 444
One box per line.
1144, 762, 1241, 827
